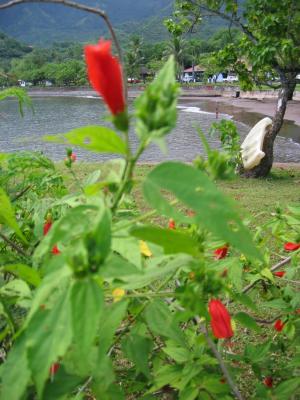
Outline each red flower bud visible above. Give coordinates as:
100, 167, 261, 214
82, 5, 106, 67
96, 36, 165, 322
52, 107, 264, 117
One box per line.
52, 245, 60, 255
168, 219, 176, 230
49, 362, 60, 376
274, 319, 285, 332
70, 153, 76, 162
214, 245, 229, 260
208, 299, 233, 339
273, 271, 285, 278
84, 39, 125, 116
284, 242, 300, 252
263, 376, 273, 388
43, 221, 52, 236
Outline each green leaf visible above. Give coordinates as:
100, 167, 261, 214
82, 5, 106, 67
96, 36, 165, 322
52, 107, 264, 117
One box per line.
143, 162, 261, 261
0, 335, 30, 400
121, 255, 192, 290
121, 333, 153, 377
274, 378, 300, 399
234, 293, 258, 312
27, 283, 73, 397
34, 205, 98, 261
260, 268, 275, 283
234, 312, 261, 332
163, 341, 190, 363
145, 300, 186, 347
130, 226, 201, 257
244, 341, 271, 363
226, 259, 243, 291
0, 188, 27, 243
97, 300, 128, 364
44, 125, 127, 155
0, 264, 41, 287
71, 278, 103, 373
43, 366, 83, 400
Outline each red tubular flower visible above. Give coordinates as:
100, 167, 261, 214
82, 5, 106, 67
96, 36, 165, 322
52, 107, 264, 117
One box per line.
51, 245, 61, 255
284, 242, 300, 252
273, 271, 286, 278
168, 219, 176, 230
263, 376, 273, 388
84, 39, 125, 115
49, 362, 60, 376
43, 221, 52, 236
70, 153, 76, 162
208, 299, 233, 339
214, 245, 229, 260
274, 319, 285, 332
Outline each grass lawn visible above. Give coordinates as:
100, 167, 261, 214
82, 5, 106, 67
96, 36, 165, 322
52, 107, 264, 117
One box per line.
64, 162, 300, 218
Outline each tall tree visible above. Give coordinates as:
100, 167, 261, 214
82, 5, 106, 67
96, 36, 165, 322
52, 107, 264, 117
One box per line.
176, 0, 300, 177
125, 36, 144, 80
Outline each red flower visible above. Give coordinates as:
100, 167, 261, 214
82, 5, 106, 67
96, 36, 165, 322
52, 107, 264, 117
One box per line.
43, 221, 52, 236
84, 39, 125, 115
284, 242, 300, 252
273, 271, 286, 278
49, 362, 60, 376
51, 245, 60, 255
274, 319, 285, 332
214, 245, 229, 260
168, 219, 176, 230
208, 299, 233, 339
70, 153, 76, 162
263, 376, 273, 388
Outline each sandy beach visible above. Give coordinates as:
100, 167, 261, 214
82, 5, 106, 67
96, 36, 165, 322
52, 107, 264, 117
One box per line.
207, 97, 300, 126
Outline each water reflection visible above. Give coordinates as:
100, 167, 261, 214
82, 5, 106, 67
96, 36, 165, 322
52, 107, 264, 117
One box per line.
0, 96, 299, 163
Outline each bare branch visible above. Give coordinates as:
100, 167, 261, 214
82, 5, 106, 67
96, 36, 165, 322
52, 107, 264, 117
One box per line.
0, 232, 28, 257
189, 0, 257, 45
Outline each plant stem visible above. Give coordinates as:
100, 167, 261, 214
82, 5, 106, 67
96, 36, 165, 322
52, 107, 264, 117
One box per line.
196, 318, 244, 400
0, 232, 27, 257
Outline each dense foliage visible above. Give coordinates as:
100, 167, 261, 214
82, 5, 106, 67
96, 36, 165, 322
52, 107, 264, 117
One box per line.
0, 43, 299, 400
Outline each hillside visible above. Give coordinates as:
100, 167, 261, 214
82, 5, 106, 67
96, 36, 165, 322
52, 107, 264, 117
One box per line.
0, 0, 172, 45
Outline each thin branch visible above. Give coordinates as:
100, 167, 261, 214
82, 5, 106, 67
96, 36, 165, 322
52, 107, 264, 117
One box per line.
0, 232, 27, 257
189, 0, 257, 45
196, 317, 244, 400
12, 185, 32, 202
235, 255, 295, 300
0, 0, 127, 101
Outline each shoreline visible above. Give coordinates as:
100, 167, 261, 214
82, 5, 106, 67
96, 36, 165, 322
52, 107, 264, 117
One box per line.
27, 87, 300, 128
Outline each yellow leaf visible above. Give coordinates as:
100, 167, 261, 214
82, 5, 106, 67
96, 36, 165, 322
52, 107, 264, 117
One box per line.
139, 240, 152, 257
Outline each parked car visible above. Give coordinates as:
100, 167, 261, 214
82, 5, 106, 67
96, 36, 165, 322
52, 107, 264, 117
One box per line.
127, 77, 141, 83
182, 75, 194, 83
223, 75, 239, 83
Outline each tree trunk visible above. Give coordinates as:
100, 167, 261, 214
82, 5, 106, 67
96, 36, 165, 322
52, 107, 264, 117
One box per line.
240, 73, 297, 178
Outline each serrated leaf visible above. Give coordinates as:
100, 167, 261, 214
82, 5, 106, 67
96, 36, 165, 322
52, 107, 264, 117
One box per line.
143, 162, 262, 261
44, 125, 127, 155
121, 334, 153, 377
27, 283, 73, 396
131, 226, 200, 257
260, 268, 275, 283
234, 312, 261, 332
0, 264, 41, 287
0, 335, 30, 400
71, 278, 103, 373
97, 300, 128, 363
145, 300, 186, 347
274, 377, 300, 399
0, 188, 27, 243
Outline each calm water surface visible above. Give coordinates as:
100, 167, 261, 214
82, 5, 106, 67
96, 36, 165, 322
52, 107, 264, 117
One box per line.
1, 96, 299, 163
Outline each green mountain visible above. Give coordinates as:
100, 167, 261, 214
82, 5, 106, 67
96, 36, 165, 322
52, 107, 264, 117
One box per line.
0, 0, 173, 45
